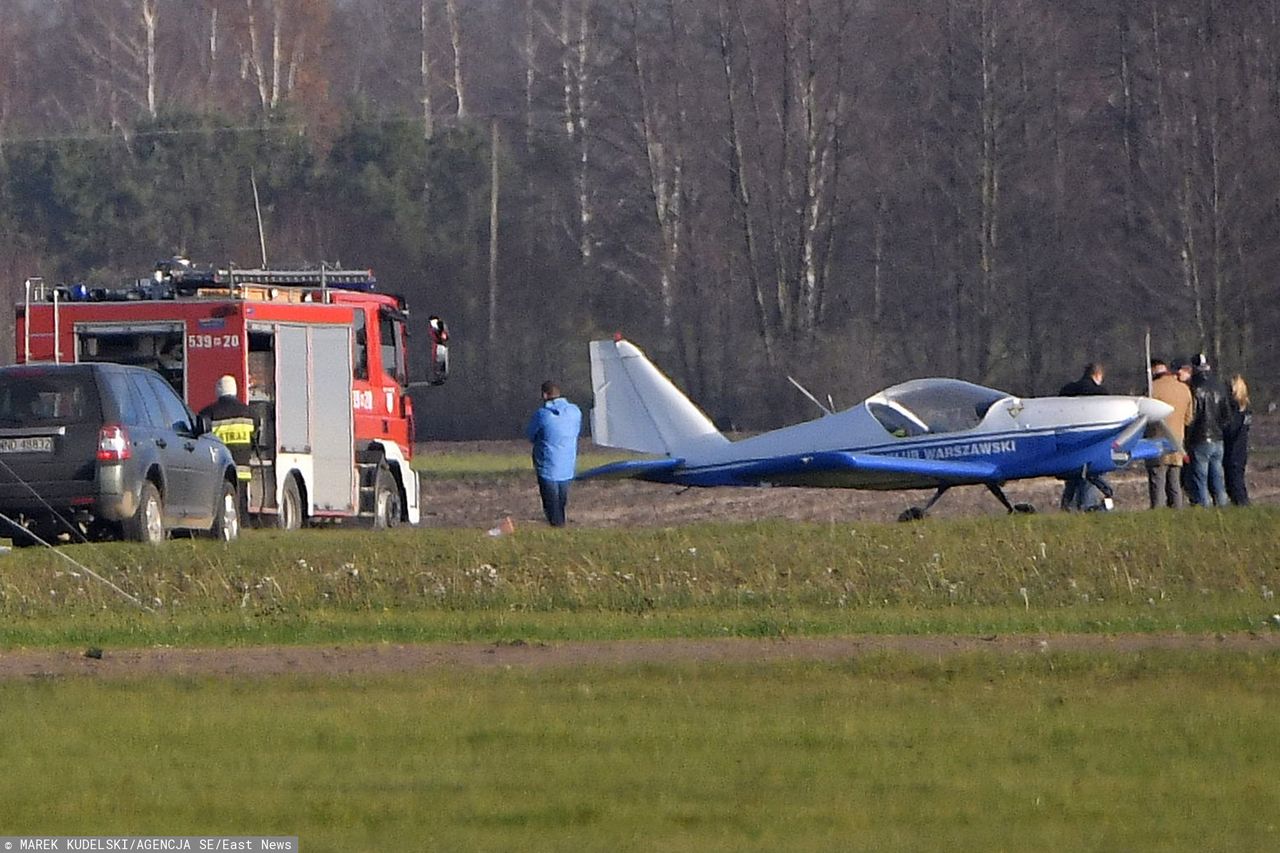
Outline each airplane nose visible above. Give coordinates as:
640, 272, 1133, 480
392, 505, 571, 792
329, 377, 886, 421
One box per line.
1137, 397, 1174, 421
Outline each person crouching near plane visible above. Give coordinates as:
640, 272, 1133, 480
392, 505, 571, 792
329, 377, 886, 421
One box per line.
1223, 374, 1252, 506
199, 375, 258, 519
1058, 362, 1116, 511
1185, 353, 1233, 507
526, 380, 582, 527
1145, 358, 1194, 509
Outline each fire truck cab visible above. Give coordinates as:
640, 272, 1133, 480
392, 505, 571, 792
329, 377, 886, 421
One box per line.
16, 263, 449, 529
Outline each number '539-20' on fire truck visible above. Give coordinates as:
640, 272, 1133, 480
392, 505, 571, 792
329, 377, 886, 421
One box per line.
15, 262, 449, 530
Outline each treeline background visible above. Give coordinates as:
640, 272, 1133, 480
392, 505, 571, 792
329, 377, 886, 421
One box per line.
0, 0, 1275, 438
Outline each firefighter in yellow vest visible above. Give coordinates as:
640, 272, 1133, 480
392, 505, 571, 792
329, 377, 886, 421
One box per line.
198, 375, 257, 516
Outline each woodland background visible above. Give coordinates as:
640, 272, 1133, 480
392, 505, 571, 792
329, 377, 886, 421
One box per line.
0, 0, 1274, 438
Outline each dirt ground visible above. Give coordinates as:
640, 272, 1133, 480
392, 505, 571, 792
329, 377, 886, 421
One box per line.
418, 412, 1279, 530
2, 418, 1274, 680
4, 632, 1279, 681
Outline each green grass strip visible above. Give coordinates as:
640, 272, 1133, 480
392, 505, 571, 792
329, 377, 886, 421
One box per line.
2, 652, 1279, 850
2, 508, 1278, 648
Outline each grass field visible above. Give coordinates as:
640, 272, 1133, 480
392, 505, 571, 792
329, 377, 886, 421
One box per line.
4, 474, 1278, 849
1, 508, 1278, 649
2, 653, 1278, 851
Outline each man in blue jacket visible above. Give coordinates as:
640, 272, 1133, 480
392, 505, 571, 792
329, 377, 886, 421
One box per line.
525, 381, 582, 526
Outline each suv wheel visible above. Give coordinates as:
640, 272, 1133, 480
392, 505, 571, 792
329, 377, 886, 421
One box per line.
10, 528, 42, 548
125, 482, 165, 544
211, 482, 240, 542
372, 466, 402, 530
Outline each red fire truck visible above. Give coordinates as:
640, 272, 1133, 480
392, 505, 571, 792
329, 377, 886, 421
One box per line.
15, 262, 449, 529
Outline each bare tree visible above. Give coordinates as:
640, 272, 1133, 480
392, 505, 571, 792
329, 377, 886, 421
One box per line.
444, 0, 467, 118
489, 120, 501, 347
421, 0, 435, 138
234, 0, 330, 116
716, 0, 775, 363
71, 0, 162, 124
628, 0, 690, 331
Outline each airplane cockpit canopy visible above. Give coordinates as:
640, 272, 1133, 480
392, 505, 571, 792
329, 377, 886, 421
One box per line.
867, 379, 1011, 437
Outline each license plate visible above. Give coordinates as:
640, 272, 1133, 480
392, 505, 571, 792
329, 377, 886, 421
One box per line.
0, 436, 54, 453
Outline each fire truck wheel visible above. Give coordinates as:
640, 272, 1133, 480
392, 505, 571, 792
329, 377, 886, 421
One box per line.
278, 476, 303, 531
125, 482, 166, 544
373, 466, 402, 530
210, 481, 240, 542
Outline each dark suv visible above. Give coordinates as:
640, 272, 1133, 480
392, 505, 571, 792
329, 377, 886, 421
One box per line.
0, 363, 239, 544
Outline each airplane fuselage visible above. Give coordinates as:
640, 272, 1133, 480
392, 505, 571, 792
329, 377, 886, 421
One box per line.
642, 396, 1160, 490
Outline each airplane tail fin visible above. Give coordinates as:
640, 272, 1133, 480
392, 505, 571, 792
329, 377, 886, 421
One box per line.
589, 339, 729, 455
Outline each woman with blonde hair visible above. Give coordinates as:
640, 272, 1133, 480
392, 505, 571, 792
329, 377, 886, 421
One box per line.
1223, 374, 1252, 506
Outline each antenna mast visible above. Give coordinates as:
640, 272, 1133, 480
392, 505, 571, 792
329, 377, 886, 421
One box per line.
251, 169, 268, 268
787, 375, 834, 416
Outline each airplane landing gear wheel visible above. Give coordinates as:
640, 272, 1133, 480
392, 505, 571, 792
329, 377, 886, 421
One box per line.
1013, 503, 1036, 514
897, 507, 927, 523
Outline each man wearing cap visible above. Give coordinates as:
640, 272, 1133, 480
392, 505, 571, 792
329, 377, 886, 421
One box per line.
199, 375, 258, 517
1145, 359, 1194, 508
1185, 354, 1232, 507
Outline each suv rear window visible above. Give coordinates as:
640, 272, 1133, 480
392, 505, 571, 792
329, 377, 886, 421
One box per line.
0, 372, 102, 427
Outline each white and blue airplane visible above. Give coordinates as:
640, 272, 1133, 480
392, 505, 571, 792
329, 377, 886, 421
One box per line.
578, 338, 1175, 519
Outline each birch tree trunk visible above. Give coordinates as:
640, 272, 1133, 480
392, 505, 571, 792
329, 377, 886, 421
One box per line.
717, 0, 775, 365
270, 0, 283, 108
73, 0, 163, 126
630, 0, 686, 332
525, 0, 536, 147
1117, 1, 1137, 233
245, 0, 272, 111
489, 121, 501, 348
1179, 164, 1207, 344
142, 0, 158, 119
445, 0, 467, 118
796, 0, 840, 336
572, 0, 593, 262
421, 0, 434, 139
208, 6, 219, 93
976, 0, 1000, 380
560, 0, 574, 136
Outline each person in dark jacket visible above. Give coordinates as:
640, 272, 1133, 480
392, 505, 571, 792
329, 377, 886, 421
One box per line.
1223, 374, 1252, 506
1173, 360, 1199, 503
1057, 362, 1115, 511
525, 381, 582, 527
1185, 354, 1232, 507
1058, 362, 1109, 399
198, 375, 258, 517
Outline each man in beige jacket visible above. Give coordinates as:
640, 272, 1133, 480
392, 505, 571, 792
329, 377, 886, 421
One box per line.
1147, 359, 1195, 508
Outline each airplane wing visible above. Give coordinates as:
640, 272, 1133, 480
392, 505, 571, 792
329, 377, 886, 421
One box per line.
703, 451, 1000, 487
577, 458, 684, 480
578, 451, 1000, 488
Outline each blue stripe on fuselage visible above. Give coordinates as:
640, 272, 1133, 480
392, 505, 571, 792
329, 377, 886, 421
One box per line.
663, 422, 1133, 487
